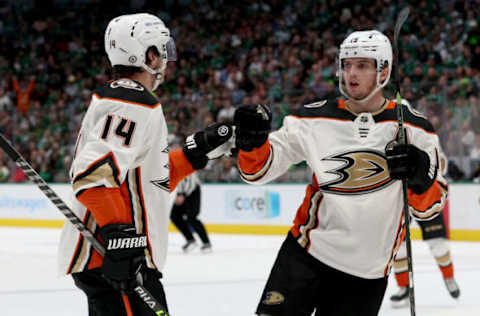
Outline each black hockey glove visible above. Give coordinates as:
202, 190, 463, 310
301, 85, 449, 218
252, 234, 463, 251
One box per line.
99, 224, 146, 292
385, 141, 436, 195
183, 122, 234, 169
233, 104, 272, 152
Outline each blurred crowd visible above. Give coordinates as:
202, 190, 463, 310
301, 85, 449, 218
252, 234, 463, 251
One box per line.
0, 0, 479, 184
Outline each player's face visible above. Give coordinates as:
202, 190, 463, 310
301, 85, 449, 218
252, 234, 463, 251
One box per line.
342, 58, 377, 100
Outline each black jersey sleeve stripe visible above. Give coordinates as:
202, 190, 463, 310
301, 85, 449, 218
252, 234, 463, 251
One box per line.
67, 224, 85, 274
134, 167, 157, 269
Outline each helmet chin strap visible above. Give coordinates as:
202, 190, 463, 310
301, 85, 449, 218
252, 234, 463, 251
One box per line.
142, 59, 167, 90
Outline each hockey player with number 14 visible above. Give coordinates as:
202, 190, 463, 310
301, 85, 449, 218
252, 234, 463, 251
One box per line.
234, 30, 447, 316
57, 13, 233, 316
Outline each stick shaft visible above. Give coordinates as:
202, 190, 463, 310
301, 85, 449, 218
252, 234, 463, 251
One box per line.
394, 7, 416, 316
0, 133, 169, 316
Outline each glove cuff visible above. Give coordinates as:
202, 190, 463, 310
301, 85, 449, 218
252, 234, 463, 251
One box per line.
183, 123, 234, 169
183, 132, 209, 169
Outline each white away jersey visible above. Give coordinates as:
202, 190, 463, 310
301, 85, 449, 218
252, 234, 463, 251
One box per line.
58, 79, 172, 275
238, 99, 447, 279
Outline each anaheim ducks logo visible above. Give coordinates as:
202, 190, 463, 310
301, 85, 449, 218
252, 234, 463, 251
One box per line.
319, 150, 394, 195
262, 291, 284, 305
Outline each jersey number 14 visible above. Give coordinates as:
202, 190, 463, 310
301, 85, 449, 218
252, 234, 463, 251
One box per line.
101, 114, 137, 147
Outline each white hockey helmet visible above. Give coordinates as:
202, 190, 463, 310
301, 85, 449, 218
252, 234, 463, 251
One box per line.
105, 13, 177, 89
338, 30, 392, 103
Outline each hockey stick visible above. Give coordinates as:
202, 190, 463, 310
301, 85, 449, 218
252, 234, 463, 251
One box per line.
393, 6, 416, 316
0, 133, 169, 316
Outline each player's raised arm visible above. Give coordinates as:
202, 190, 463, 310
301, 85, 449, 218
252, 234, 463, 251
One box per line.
169, 122, 234, 191
234, 104, 305, 184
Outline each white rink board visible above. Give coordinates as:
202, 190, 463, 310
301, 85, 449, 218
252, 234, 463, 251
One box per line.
0, 184, 72, 219
200, 184, 304, 225
448, 184, 480, 229
0, 183, 479, 230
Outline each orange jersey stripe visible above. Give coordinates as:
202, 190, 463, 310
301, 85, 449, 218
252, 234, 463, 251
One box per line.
327, 177, 392, 193
386, 100, 396, 109
384, 212, 405, 276
77, 187, 131, 226
169, 150, 195, 192
408, 181, 445, 213
291, 188, 324, 250
290, 184, 321, 239
74, 179, 137, 271
88, 176, 138, 270
238, 140, 271, 175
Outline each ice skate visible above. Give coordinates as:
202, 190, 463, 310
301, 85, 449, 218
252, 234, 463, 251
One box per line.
444, 277, 460, 298
200, 243, 212, 253
182, 240, 197, 253
390, 286, 409, 308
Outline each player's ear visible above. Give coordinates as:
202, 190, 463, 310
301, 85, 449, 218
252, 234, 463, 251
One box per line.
146, 46, 160, 67
380, 61, 390, 83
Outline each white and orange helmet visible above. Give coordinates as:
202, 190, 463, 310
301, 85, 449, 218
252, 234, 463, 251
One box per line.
105, 13, 177, 88
338, 30, 392, 103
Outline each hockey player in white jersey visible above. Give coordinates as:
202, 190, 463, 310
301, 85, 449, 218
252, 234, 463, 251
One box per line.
58, 13, 233, 316
234, 30, 447, 316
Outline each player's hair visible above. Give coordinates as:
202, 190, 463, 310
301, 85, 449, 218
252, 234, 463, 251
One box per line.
111, 46, 160, 79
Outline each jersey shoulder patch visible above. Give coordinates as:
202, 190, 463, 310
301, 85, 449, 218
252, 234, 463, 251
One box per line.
403, 102, 427, 119
374, 103, 435, 133
402, 103, 435, 133
290, 99, 353, 120
303, 100, 328, 108
94, 79, 159, 108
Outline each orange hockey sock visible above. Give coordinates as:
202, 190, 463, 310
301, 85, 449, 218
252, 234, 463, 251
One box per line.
394, 271, 409, 287
440, 263, 454, 279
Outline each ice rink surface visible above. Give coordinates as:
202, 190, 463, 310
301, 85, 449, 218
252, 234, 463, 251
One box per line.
0, 227, 479, 316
